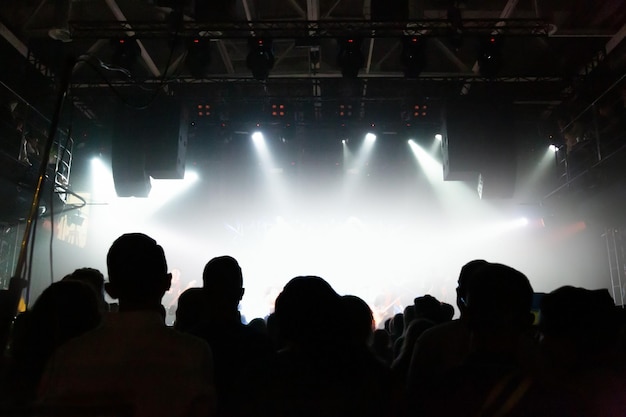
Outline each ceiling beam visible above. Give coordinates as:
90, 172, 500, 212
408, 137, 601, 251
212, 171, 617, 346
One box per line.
0, 22, 55, 78
217, 40, 235, 74
287, 0, 306, 18
432, 38, 469, 72
104, 0, 161, 77
374, 41, 399, 69
273, 42, 296, 68
606, 23, 626, 54
323, 0, 343, 18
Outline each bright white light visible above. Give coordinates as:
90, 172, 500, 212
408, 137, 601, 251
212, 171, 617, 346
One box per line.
365, 133, 377, 142
435, 133, 443, 141
549, 144, 558, 152
408, 139, 415, 144
90, 156, 117, 201
183, 169, 199, 183
252, 131, 264, 143
342, 139, 346, 144
515, 217, 530, 227
408, 140, 442, 183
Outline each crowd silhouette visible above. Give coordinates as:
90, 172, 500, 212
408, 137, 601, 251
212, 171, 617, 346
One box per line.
0, 231, 625, 417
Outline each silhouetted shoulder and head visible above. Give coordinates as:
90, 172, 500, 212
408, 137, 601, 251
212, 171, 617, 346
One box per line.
105, 232, 172, 314
202, 255, 244, 321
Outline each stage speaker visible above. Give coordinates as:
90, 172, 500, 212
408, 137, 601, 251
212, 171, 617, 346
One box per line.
443, 97, 516, 198
144, 99, 188, 180
111, 106, 151, 198
111, 98, 188, 197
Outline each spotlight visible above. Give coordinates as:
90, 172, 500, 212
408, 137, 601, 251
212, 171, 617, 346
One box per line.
186, 36, 212, 78
337, 37, 364, 78
477, 35, 503, 77
247, 37, 275, 81
401, 35, 427, 79
110, 36, 141, 73
549, 144, 558, 152
435, 133, 443, 141
252, 131, 264, 142
365, 132, 377, 142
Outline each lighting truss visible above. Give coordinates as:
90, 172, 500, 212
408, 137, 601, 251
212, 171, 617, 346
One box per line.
67, 18, 552, 40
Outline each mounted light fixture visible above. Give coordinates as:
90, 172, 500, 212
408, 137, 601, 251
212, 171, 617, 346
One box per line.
401, 35, 427, 79
336, 37, 364, 78
246, 37, 275, 81
478, 35, 503, 77
186, 36, 212, 78
110, 36, 141, 74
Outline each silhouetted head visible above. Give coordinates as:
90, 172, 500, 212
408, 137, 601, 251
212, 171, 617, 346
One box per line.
439, 302, 455, 322
174, 287, 208, 332
465, 262, 533, 334
414, 295, 443, 323
456, 259, 489, 316
274, 276, 341, 347
202, 256, 244, 309
341, 295, 374, 346
540, 286, 619, 354
63, 267, 106, 311
30, 280, 102, 347
105, 233, 171, 310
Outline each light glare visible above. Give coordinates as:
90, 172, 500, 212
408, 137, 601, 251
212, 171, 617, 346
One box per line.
252, 131, 264, 142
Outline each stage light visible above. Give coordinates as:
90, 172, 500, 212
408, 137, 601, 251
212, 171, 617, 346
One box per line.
365, 133, 377, 142
252, 131, 264, 143
186, 37, 212, 78
337, 37, 364, 78
477, 35, 503, 77
549, 144, 558, 152
516, 217, 530, 227
435, 134, 443, 141
247, 37, 275, 81
110, 36, 141, 73
401, 35, 427, 79
271, 103, 287, 118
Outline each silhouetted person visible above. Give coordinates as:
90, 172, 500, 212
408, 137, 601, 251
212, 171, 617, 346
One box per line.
370, 329, 393, 366
413, 262, 536, 417
174, 287, 207, 333
187, 255, 273, 417
407, 259, 488, 394
2, 280, 101, 406
341, 295, 375, 347
271, 276, 391, 417
527, 286, 626, 416
62, 267, 107, 313
38, 233, 217, 417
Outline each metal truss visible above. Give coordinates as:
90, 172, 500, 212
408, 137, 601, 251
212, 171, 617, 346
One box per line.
68, 18, 551, 40
69, 74, 564, 89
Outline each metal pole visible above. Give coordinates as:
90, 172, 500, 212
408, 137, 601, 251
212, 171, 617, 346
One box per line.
0, 58, 74, 353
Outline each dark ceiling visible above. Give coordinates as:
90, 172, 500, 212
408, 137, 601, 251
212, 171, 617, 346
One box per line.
1, 0, 625, 121
1, 0, 626, 209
